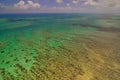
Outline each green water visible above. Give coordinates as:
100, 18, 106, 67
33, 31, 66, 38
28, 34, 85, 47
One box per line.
0, 14, 120, 80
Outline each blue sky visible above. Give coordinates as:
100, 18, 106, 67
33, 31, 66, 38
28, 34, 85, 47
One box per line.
0, 0, 120, 13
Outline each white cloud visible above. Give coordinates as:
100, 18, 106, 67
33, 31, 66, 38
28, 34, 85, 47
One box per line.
14, 0, 27, 9
72, 0, 79, 4
66, 3, 71, 9
84, 0, 97, 6
67, 3, 70, 6
0, 4, 2, 8
14, 0, 40, 10
56, 0, 63, 3
27, 0, 40, 9
0, 3, 6, 9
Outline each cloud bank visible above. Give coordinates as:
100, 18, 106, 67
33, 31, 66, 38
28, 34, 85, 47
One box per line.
0, 0, 120, 14
98, 0, 120, 8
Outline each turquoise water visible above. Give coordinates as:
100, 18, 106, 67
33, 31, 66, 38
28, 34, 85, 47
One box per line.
0, 14, 120, 80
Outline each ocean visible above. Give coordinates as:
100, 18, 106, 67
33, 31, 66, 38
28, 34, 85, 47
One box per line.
0, 13, 120, 80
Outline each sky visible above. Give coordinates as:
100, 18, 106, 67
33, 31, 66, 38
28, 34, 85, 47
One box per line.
0, 0, 120, 14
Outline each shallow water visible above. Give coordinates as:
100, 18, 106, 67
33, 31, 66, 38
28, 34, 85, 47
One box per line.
0, 14, 120, 80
